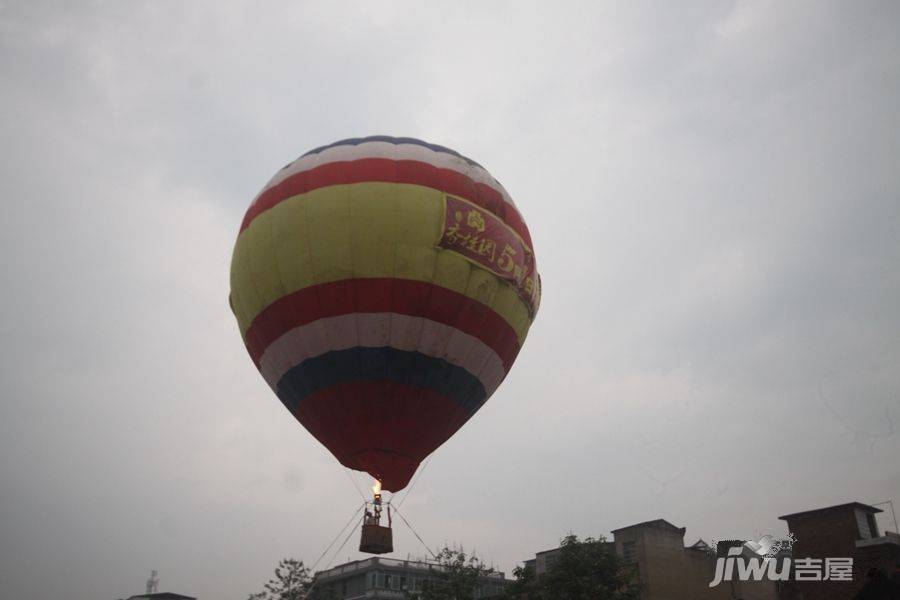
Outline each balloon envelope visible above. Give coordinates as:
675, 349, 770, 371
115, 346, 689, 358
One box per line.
230, 136, 540, 491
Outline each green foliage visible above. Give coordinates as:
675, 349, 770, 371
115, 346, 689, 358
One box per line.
505, 535, 640, 600
408, 547, 496, 600
251, 558, 312, 600
504, 564, 536, 599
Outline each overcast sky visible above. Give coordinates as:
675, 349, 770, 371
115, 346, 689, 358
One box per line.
2, 2, 899, 599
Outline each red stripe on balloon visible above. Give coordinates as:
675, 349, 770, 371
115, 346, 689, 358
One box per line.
287, 380, 471, 491
239, 158, 533, 248
245, 278, 521, 373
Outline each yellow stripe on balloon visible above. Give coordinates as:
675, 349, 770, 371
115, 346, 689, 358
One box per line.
230, 182, 534, 344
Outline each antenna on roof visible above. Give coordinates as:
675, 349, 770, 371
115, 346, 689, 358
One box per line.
146, 570, 159, 595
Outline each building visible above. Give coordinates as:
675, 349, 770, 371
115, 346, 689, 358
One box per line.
779, 501, 900, 600
309, 556, 510, 599
613, 519, 776, 600
523, 541, 613, 577
125, 594, 196, 600
520, 518, 777, 600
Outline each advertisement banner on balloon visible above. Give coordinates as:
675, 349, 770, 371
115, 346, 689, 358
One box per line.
439, 194, 540, 315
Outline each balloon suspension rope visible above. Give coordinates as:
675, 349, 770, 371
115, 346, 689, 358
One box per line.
391, 504, 437, 560
302, 503, 365, 599
343, 468, 369, 502
302, 464, 436, 597
394, 456, 431, 510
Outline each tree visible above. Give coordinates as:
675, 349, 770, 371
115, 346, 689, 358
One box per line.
408, 547, 496, 600
250, 558, 312, 600
504, 564, 536, 599
505, 535, 640, 600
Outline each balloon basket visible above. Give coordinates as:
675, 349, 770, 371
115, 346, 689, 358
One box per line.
359, 523, 393, 554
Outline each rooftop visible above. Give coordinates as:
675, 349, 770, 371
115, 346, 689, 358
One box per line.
778, 501, 883, 521
686, 538, 712, 553
314, 556, 506, 582
611, 518, 686, 535
126, 594, 197, 600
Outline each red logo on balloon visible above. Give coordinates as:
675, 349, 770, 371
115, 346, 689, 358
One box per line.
440, 194, 540, 315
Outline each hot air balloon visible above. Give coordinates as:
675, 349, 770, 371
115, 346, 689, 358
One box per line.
229, 136, 540, 553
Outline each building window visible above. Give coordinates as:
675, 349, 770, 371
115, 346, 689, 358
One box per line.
384, 574, 392, 589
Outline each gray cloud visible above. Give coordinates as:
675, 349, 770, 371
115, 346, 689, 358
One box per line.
2, 2, 899, 599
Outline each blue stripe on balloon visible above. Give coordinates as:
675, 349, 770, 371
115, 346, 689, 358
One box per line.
298, 135, 485, 169
275, 346, 487, 413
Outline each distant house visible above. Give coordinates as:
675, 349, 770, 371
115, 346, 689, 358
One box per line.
125, 593, 197, 600
520, 518, 777, 600
524, 540, 615, 577
309, 556, 510, 599
779, 501, 900, 600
